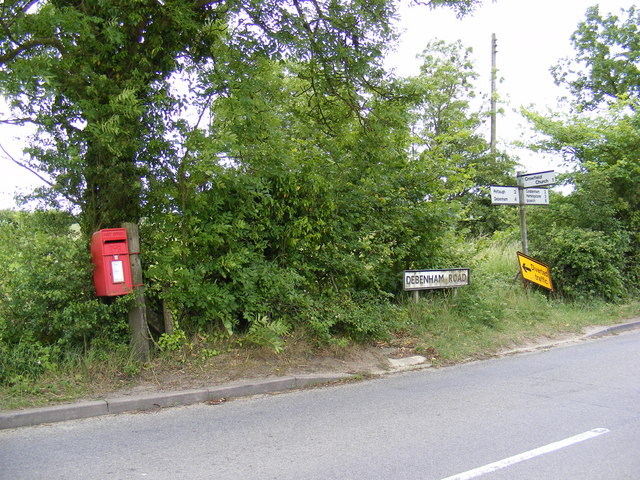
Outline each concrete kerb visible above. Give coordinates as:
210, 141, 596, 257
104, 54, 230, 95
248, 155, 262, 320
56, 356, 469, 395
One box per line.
0, 373, 349, 430
0, 400, 109, 430
499, 318, 640, 358
583, 319, 640, 338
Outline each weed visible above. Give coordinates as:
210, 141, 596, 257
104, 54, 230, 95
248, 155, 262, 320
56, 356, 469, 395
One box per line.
244, 315, 291, 354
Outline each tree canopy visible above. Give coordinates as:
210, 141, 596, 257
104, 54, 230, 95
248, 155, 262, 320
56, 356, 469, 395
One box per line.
525, 5, 640, 300
0, 0, 482, 234
552, 5, 640, 111
2, 0, 514, 347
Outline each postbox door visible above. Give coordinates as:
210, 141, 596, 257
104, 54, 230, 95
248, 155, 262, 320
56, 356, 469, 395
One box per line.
91, 229, 133, 296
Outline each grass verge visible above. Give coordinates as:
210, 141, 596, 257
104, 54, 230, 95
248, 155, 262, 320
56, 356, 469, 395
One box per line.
2, 241, 639, 410
402, 239, 640, 364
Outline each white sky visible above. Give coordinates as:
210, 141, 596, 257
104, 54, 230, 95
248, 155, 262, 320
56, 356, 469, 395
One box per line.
388, 0, 635, 173
0, 0, 635, 209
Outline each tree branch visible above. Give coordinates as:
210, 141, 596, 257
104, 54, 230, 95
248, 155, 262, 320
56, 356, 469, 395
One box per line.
0, 38, 67, 64
0, 142, 54, 189
0, 0, 40, 32
0, 143, 84, 207
0, 116, 35, 125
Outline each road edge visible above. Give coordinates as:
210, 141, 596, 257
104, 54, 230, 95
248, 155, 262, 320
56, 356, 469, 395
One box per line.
583, 319, 640, 338
0, 373, 349, 430
3, 318, 639, 431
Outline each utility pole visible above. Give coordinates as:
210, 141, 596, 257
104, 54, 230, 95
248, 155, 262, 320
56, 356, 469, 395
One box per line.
490, 33, 497, 157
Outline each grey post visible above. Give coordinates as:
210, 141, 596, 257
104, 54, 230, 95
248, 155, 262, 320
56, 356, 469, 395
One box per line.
516, 171, 529, 255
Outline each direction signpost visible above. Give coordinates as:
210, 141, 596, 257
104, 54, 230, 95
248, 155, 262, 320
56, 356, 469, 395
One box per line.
489, 170, 556, 291
517, 170, 556, 188
490, 186, 550, 206
490, 186, 519, 205
490, 170, 555, 254
524, 188, 549, 205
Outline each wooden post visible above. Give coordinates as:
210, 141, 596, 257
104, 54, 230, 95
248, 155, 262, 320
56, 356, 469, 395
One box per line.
122, 222, 150, 362
490, 33, 497, 157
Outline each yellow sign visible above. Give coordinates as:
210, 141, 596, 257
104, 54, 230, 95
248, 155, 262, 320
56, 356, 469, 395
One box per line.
517, 252, 554, 291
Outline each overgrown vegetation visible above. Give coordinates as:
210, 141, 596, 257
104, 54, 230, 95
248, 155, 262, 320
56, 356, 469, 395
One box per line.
523, 6, 640, 300
0, 210, 131, 388
1, 2, 639, 408
2, 236, 638, 409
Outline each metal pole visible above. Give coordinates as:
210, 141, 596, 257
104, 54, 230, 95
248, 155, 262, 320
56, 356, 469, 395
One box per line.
516, 172, 529, 255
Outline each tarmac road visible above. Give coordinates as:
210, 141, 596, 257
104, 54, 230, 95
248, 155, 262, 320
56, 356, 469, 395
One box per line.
1, 327, 639, 479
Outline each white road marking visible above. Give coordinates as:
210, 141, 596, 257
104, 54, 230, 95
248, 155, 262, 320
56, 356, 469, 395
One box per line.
441, 428, 610, 480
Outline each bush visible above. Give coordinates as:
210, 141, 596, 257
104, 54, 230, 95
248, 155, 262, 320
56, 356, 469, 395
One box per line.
0, 210, 130, 385
525, 171, 636, 301
533, 227, 628, 302
141, 161, 455, 342
0, 335, 58, 386
299, 292, 404, 343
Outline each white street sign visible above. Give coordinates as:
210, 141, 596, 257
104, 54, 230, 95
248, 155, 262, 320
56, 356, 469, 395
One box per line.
517, 170, 556, 188
490, 186, 519, 205
524, 188, 549, 205
404, 269, 470, 290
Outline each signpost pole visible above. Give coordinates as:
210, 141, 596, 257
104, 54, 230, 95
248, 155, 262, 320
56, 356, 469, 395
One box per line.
490, 170, 555, 291
516, 171, 529, 255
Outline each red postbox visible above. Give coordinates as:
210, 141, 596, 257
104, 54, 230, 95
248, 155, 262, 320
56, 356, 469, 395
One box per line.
91, 228, 133, 296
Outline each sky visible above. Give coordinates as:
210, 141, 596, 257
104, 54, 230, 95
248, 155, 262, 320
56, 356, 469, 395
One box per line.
387, 0, 635, 173
0, 0, 636, 209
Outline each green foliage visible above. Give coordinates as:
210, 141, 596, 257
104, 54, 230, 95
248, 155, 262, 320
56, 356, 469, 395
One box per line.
407, 40, 516, 236
0, 210, 129, 385
157, 324, 189, 353
0, 0, 429, 232
438, 240, 515, 330
427, 0, 483, 17
1, 3, 520, 384
245, 315, 291, 354
523, 5, 640, 300
139, 45, 496, 341
299, 292, 404, 344
0, 339, 59, 388
332, 295, 405, 342
553, 5, 640, 110
523, 114, 640, 300
532, 226, 628, 302
527, 172, 633, 301
142, 170, 315, 336
5, 235, 640, 409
